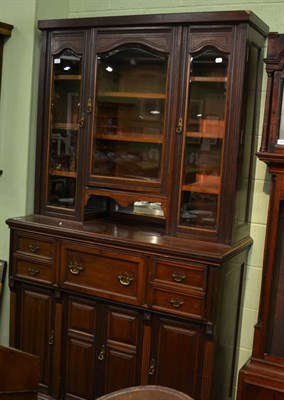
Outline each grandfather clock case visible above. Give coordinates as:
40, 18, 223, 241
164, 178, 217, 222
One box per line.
237, 33, 284, 399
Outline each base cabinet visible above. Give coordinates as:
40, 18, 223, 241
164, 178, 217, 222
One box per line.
11, 284, 56, 397
7, 217, 250, 400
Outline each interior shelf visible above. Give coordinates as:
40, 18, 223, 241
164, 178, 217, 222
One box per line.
95, 133, 163, 143
98, 91, 166, 99
49, 170, 77, 178
186, 131, 224, 139
190, 76, 227, 82
182, 182, 220, 195
54, 74, 82, 80
53, 123, 79, 130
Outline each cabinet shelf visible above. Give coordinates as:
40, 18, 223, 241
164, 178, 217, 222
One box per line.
53, 123, 79, 130
190, 76, 227, 82
96, 133, 163, 143
187, 119, 225, 139
49, 170, 77, 178
182, 182, 220, 195
187, 131, 224, 139
54, 74, 82, 80
98, 91, 166, 99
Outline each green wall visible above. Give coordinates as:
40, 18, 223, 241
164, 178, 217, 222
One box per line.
0, 0, 69, 344
0, 0, 281, 396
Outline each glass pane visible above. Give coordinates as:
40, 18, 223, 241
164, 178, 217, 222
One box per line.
49, 129, 77, 172
93, 140, 161, 180
179, 50, 228, 230
47, 50, 81, 208
48, 176, 76, 208
92, 46, 167, 182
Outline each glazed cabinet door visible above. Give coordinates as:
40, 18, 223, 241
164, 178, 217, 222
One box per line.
148, 315, 205, 399
85, 27, 178, 222
36, 30, 90, 219
175, 27, 234, 239
13, 284, 56, 397
61, 296, 143, 400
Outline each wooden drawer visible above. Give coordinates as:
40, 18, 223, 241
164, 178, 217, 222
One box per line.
149, 286, 205, 320
151, 259, 207, 292
13, 258, 54, 285
14, 232, 54, 260
60, 242, 146, 306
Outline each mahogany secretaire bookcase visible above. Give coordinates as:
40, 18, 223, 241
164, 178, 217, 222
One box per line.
6, 11, 268, 400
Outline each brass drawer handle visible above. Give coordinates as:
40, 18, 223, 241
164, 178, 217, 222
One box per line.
28, 243, 40, 253
68, 262, 84, 275
28, 267, 39, 276
117, 272, 134, 286
172, 271, 186, 283
98, 345, 105, 361
170, 297, 184, 308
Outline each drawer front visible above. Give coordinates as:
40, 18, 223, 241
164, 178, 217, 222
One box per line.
151, 259, 207, 292
149, 286, 205, 320
14, 258, 54, 284
60, 243, 146, 306
14, 232, 54, 260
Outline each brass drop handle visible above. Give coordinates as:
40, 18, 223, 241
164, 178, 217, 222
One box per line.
29, 243, 40, 253
49, 330, 54, 345
28, 267, 39, 276
176, 117, 183, 134
79, 112, 85, 127
117, 272, 134, 286
98, 345, 105, 361
170, 297, 184, 308
68, 262, 84, 275
172, 271, 186, 283
148, 358, 155, 376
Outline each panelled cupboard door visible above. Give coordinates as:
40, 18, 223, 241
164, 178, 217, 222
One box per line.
148, 315, 205, 399
62, 296, 97, 400
14, 284, 55, 397
61, 297, 143, 400
100, 304, 143, 396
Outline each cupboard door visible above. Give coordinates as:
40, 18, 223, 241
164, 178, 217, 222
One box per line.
148, 316, 204, 398
177, 28, 233, 235
40, 31, 89, 217
15, 284, 55, 396
101, 305, 143, 396
62, 296, 98, 400
87, 28, 176, 214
